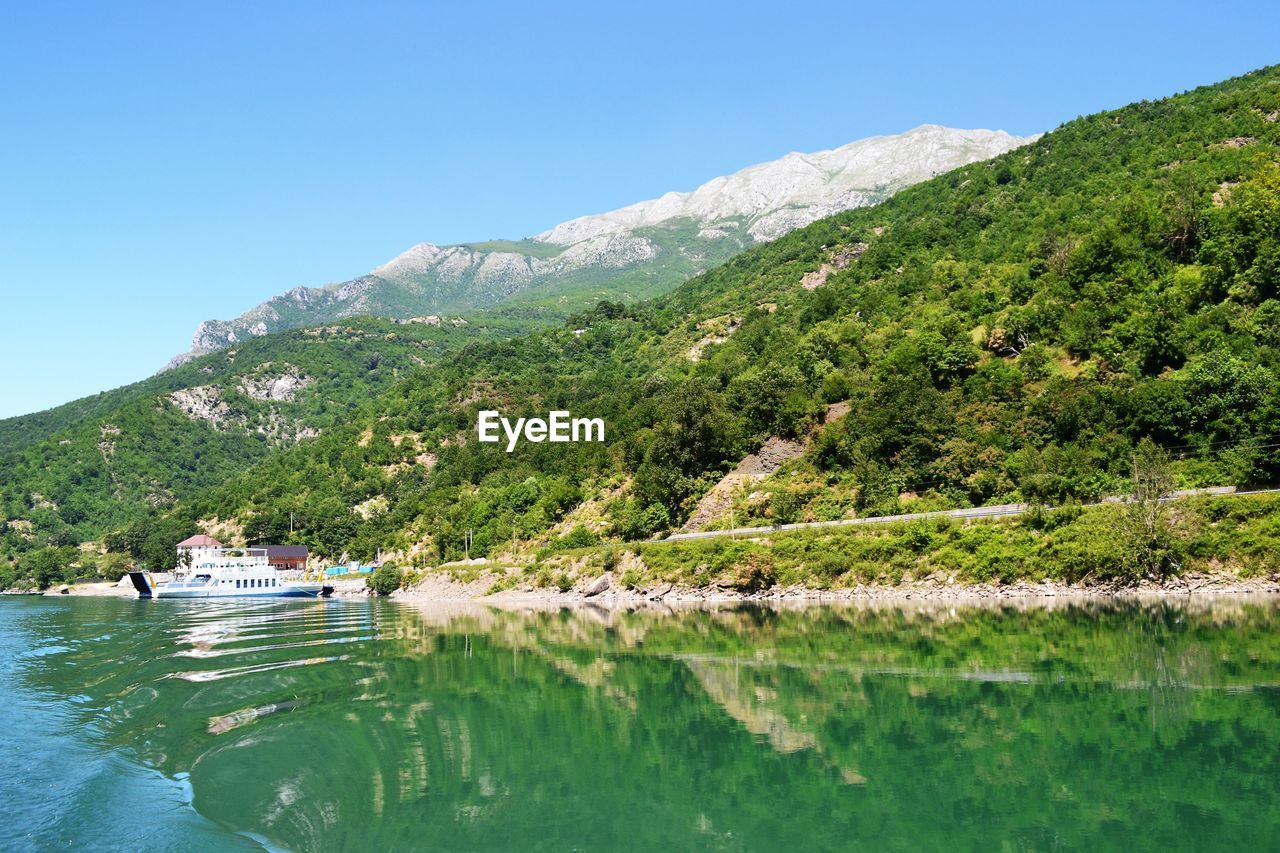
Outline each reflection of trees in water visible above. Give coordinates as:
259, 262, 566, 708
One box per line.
1123, 604, 1198, 741
18, 596, 1280, 850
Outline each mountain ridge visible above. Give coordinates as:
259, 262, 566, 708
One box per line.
170, 124, 1033, 368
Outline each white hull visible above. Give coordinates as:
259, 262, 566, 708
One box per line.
129, 558, 331, 599
154, 583, 324, 599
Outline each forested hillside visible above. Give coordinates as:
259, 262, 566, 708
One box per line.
0, 315, 532, 573
5, 66, 1280, 588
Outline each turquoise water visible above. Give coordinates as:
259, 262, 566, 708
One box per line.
3, 595, 1280, 851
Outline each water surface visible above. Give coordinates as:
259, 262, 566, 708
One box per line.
3, 595, 1280, 851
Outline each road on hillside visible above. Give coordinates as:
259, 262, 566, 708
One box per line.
659, 486, 1279, 544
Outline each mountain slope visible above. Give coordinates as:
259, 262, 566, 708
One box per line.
141, 64, 1278, 571
8, 65, 1280, 591
0, 315, 527, 555
174, 126, 1032, 365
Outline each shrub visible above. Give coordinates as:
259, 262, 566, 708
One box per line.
904, 523, 935, 553
769, 490, 804, 524
609, 499, 672, 541
367, 564, 404, 596
813, 553, 846, 580
555, 526, 599, 551
724, 553, 777, 592
1025, 502, 1084, 532
99, 552, 132, 582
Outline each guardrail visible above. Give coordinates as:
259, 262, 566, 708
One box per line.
656, 485, 1280, 544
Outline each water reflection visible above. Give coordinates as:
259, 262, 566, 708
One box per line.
10, 595, 1280, 851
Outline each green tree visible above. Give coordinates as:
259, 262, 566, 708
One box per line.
98, 552, 132, 582
21, 546, 74, 590
1112, 443, 1181, 581
367, 564, 404, 596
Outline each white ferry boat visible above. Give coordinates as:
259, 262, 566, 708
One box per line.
128, 539, 331, 599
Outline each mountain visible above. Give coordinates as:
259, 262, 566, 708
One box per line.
142, 65, 1274, 571
172, 126, 1033, 367
0, 315, 527, 561
8, 65, 1280, 592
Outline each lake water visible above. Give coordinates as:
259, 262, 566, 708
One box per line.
2, 596, 1280, 851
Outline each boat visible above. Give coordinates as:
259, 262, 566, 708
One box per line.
128, 545, 332, 599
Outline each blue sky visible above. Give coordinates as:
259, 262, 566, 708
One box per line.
1, 1, 1277, 418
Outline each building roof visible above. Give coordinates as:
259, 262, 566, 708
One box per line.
265, 545, 309, 559
177, 534, 222, 548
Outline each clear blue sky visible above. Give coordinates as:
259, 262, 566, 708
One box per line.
1, 1, 1277, 419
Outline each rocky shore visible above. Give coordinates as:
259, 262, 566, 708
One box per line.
383, 568, 1280, 608
15, 569, 1279, 607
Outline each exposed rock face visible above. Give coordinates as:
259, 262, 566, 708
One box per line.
537, 125, 1030, 244
353, 495, 389, 520
169, 386, 233, 426
682, 436, 806, 531
799, 242, 869, 290
237, 365, 312, 402
682, 401, 852, 531
687, 316, 742, 362
167, 374, 318, 444
168, 125, 1036, 367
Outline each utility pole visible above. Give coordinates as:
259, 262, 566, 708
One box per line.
290, 512, 294, 535
464, 529, 473, 560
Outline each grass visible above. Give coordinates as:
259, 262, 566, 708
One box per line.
531, 493, 1280, 591
457, 239, 567, 259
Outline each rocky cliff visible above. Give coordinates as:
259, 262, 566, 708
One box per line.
168, 125, 1034, 369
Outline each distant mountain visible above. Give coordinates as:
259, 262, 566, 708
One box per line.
171, 125, 1033, 367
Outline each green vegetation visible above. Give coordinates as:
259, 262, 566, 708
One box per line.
367, 563, 404, 596
457, 239, 566, 259
610, 492, 1280, 591
5, 66, 1280, 589
0, 544, 134, 591
491, 217, 753, 313
0, 316, 533, 587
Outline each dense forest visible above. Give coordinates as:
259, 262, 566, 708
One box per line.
0, 315, 535, 583
4, 66, 1279, 589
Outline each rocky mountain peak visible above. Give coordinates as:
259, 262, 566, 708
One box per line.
165, 124, 1036, 368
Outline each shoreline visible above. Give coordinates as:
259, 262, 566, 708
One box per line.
385, 568, 1280, 608
11, 570, 1280, 608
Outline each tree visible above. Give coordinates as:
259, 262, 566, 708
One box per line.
21, 547, 73, 590
99, 552, 132, 582
1112, 442, 1180, 581
367, 564, 404, 596
634, 379, 741, 517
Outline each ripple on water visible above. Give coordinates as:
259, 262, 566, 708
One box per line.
9, 595, 1280, 852
172, 654, 354, 683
